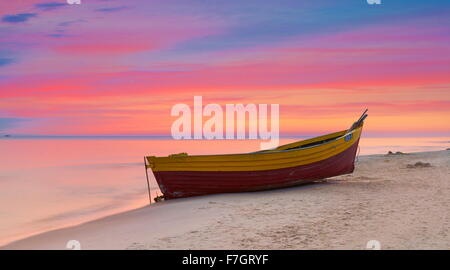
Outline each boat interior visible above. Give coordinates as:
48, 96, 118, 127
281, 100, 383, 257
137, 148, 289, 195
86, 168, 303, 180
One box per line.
258, 109, 368, 153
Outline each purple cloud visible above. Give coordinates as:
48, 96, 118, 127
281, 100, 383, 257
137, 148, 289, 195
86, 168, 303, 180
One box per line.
48, 34, 66, 38
35, 2, 67, 10
2, 13, 37, 23
94, 6, 128, 13
0, 58, 14, 66
0, 118, 27, 131
58, 19, 85, 27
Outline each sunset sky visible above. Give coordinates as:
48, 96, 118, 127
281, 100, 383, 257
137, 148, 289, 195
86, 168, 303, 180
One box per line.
0, 0, 449, 137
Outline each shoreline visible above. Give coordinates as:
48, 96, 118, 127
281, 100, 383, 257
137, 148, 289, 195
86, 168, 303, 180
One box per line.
2, 150, 449, 250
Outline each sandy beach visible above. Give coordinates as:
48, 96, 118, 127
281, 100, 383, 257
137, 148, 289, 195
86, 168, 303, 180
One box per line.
2, 150, 449, 250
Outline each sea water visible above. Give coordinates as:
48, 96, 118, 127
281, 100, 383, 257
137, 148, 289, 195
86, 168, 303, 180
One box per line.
0, 136, 449, 246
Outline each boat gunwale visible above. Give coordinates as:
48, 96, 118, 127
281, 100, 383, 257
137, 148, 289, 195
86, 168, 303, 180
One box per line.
147, 126, 361, 161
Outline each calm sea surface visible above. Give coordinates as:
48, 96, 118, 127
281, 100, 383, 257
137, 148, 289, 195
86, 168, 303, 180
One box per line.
0, 136, 449, 246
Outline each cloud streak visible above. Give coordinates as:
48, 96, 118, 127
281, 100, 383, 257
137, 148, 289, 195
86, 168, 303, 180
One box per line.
35, 2, 67, 11
94, 6, 128, 13
0, 58, 14, 67
1, 13, 36, 23
0, 118, 27, 131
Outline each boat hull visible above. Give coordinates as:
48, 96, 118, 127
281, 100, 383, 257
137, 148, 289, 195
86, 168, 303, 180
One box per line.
153, 138, 360, 199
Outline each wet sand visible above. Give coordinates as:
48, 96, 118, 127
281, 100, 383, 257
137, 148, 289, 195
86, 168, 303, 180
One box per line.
2, 150, 449, 250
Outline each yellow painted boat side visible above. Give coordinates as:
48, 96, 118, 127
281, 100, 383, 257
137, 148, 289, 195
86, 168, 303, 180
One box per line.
146, 126, 362, 172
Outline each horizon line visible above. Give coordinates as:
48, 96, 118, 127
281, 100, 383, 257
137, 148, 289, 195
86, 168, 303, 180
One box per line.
1, 133, 450, 139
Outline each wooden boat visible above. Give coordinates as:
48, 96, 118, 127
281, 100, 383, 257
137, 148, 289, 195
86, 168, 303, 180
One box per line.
145, 110, 367, 200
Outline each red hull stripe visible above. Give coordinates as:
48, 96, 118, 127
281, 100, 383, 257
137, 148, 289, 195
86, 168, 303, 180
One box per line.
153, 139, 360, 199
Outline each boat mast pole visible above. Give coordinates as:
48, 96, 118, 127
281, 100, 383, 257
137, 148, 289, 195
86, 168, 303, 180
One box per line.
144, 157, 152, 205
